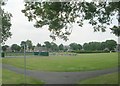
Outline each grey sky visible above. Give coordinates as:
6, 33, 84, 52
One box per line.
3, 0, 118, 46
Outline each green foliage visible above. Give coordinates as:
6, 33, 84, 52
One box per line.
0, 1, 12, 43
20, 40, 34, 52
110, 26, 120, 37
44, 41, 51, 50
2, 45, 9, 51
51, 42, 59, 51
22, 1, 120, 40
69, 43, 82, 51
59, 44, 64, 51
77, 44, 82, 50
11, 44, 21, 52
36, 43, 41, 47
26, 40, 33, 50
83, 40, 117, 51
83, 42, 101, 51
105, 40, 117, 51
20, 41, 27, 51
1, 8, 12, 43
72, 50, 109, 54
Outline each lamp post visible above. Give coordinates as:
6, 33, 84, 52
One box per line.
24, 44, 26, 84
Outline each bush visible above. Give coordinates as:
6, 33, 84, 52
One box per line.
71, 50, 109, 54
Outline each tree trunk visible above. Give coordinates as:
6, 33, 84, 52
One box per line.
0, 2, 2, 85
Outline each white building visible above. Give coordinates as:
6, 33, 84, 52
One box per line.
34, 46, 47, 52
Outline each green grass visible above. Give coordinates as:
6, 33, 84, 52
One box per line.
2, 69, 44, 84
78, 72, 118, 84
2, 53, 118, 72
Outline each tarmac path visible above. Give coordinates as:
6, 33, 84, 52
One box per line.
2, 64, 118, 84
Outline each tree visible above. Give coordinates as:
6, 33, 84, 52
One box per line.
110, 26, 120, 37
100, 42, 107, 50
77, 44, 82, 50
105, 40, 117, 51
42, 45, 45, 47
36, 43, 41, 47
0, 1, 12, 43
64, 45, 70, 52
32, 45, 35, 52
51, 42, 59, 52
59, 44, 64, 51
69, 43, 79, 51
83, 42, 101, 51
22, 1, 120, 41
83, 40, 117, 51
11, 44, 21, 52
26, 40, 33, 51
83, 43, 89, 51
2, 45, 9, 52
44, 41, 51, 51
20, 41, 26, 51
89, 42, 101, 50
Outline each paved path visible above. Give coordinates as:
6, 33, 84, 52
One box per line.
2, 64, 118, 84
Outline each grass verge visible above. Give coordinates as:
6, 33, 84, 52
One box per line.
78, 72, 118, 84
2, 69, 44, 84
3, 53, 118, 72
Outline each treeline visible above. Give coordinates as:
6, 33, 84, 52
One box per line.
2, 39, 117, 53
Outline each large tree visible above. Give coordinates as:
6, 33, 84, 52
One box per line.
2, 45, 9, 52
100, 42, 107, 50
69, 43, 79, 51
83, 40, 117, 51
0, 1, 12, 44
44, 41, 51, 51
51, 42, 59, 52
11, 44, 21, 52
105, 40, 117, 51
36, 43, 41, 47
77, 44, 82, 50
22, 1, 120, 41
20, 41, 26, 52
59, 44, 64, 51
26, 40, 33, 51
83, 42, 101, 51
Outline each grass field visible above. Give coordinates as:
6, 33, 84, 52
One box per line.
2, 69, 44, 84
2, 53, 118, 72
78, 72, 118, 84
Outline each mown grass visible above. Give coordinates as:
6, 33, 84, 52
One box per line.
2, 69, 44, 84
78, 72, 119, 84
2, 53, 118, 72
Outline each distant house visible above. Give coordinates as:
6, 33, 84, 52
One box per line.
115, 44, 120, 52
103, 48, 109, 52
64, 45, 70, 52
34, 46, 47, 52
6, 47, 12, 52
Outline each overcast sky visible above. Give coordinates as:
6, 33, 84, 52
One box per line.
3, 0, 119, 46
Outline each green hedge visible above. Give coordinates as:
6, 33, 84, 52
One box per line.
1, 52, 5, 57
71, 50, 110, 54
